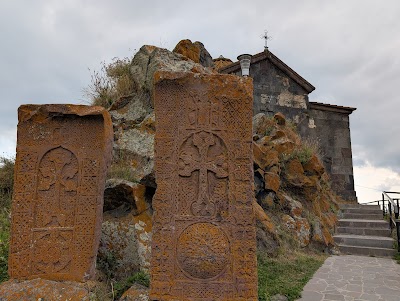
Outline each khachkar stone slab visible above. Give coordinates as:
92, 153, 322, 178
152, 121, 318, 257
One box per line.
150, 72, 258, 301
9, 104, 113, 282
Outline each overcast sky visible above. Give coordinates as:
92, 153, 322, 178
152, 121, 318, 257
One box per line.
1, 0, 399, 203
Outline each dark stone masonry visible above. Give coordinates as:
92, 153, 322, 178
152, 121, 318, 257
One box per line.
220, 50, 357, 201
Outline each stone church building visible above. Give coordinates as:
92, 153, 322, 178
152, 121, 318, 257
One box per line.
217, 50, 357, 201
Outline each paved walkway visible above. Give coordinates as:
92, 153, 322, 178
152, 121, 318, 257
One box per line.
296, 255, 400, 301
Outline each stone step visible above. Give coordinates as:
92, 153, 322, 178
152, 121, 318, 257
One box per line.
341, 207, 383, 215
334, 234, 394, 249
338, 219, 389, 229
341, 213, 383, 220
336, 226, 391, 237
338, 244, 396, 257
339, 204, 380, 210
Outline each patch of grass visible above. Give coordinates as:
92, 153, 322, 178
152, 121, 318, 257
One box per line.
96, 249, 149, 300
97, 250, 118, 280
113, 271, 150, 299
302, 137, 323, 163
107, 150, 139, 183
107, 162, 138, 183
258, 252, 326, 301
294, 147, 313, 165
280, 137, 321, 166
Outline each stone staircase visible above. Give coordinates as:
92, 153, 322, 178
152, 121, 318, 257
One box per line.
334, 203, 396, 257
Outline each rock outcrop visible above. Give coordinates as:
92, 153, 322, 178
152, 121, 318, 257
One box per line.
108, 44, 215, 189
173, 39, 214, 68
253, 112, 339, 252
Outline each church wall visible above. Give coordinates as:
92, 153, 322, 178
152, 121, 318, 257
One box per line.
246, 59, 310, 118
305, 107, 357, 201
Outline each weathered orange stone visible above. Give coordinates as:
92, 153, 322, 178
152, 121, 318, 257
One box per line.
253, 200, 276, 234
150, 72, 257, 300
303, 154, 325, 176
173, 39, 201, 63
273, 112, 286, 125
0, 278, 90, 300
264, 172, 281, 192
9, 104, 113, 282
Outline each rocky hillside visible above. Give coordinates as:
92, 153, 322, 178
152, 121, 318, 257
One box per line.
252, 112, 339, 255
95, 40, 342, 284
0, 39, 344, 301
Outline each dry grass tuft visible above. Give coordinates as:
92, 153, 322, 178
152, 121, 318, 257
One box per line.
84, 57, 136, 108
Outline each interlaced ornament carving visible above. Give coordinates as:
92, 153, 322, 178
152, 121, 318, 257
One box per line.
32, 229, 73, 274
151, 73, 257, 300
9, 105, 112, 282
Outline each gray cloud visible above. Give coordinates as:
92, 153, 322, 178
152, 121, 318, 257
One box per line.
1, 0, 400, 178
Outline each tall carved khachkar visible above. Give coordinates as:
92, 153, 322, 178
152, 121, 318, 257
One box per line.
150, 72, 258, 300
9, 104, 113, 282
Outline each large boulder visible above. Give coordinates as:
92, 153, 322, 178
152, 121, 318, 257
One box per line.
173, 39, 214, 68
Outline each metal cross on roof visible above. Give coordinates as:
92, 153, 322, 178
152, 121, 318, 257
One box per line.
261, 30, 272, 50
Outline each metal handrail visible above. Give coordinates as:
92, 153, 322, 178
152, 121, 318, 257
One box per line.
362, 192, 400, 252
382, 192, 400, 252
383, 191, 400, 220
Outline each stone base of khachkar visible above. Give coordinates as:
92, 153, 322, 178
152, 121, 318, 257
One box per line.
0, 278, 91, 301
1, 104, 113, 299
150, 71, 258, 300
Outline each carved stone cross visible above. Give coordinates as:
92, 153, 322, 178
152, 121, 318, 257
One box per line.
38, 147, 78, 227
178, 131, 228, 216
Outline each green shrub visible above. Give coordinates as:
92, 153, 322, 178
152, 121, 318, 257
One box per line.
0, 157, 13, 283
0, 209, 10, 283
279, 137, 321, 165
0, 157, 14, 209
294, 146, 313, 165
97, 250, 118, 280
113, 271, 150, 299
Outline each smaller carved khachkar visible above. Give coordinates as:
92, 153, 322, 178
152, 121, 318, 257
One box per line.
151, 72, 257, 301
9, 104, 113, 282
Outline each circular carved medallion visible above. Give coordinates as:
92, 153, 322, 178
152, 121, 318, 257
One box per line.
177, 223, 230, 279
